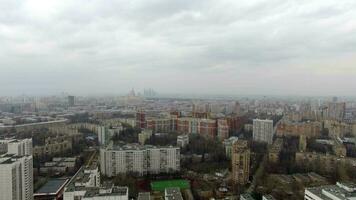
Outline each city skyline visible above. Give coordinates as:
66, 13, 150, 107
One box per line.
1, 0, 356, 96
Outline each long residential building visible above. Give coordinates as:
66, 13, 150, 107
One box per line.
276, 121, 321, 138
135, 111, 247, 139
0, 154, 33, 200
100, 144, 180, 177
33, 135, 73, 157
176, 117, 218, 138
295, 152, 356, 173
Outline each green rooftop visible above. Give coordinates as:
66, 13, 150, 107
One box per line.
151, 179, 190, 191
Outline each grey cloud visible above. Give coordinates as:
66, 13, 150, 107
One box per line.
0, 0, 356, 96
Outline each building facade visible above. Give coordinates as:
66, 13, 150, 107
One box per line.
177, 135, 189, 148
0, 154, 33, 200
327, 102, 346, 121
232, 140, 250, 185
276, 121, 321, 138
253, 119, 274, 144
100, 144, 180, 177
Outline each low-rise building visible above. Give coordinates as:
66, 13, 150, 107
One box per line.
332, 138, 347, 157
177, 135, 189, 148
34, 178, 69, 200
165, 188, 183, 200
262, 195, 276, 200
138, 192, 151, 200
40, 157, 77, 175
305, 182, 356, 200
81, 187, 128, 200
33, 135, 73, 157
240, 193, 276, 200
138, 129, 153, 145
240, 193, 254, 200
64, 166, 128, 200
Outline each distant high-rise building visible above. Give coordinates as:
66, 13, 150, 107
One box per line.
136, 111, 146, 129
217, 119, 229, 140
234, 101, 241, 115
253, 119, 274, 144
0, 154, 33, 200
232, 140, 250, 185
97, 126, 107, 146
143, 88, 157, 97
327, 102, 346, 120
128, 88, 136, 97
332, 96, 338, 103
97, 126, 114, 146
68, 96, 75, 106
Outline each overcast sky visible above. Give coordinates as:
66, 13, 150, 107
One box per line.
1, 0, 356, 96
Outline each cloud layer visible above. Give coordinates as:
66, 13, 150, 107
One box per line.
1, 0, 356, 96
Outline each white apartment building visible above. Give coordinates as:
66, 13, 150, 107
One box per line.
100, 144, 180, 177
0, 138, 33, 156
253, 119, 274, 144
305, 182, 356, 200
0, 154, 33, 200
98, 126, 107, 146
223, 136, 239, 159
177, 135, 189, 148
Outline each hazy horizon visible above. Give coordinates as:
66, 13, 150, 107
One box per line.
1, 0, 356, 96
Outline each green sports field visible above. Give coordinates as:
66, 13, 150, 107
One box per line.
150, 179, 190, 191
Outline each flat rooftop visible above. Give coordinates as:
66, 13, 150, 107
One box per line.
35, 179, 69, 195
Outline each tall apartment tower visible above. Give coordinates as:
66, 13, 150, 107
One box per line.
253, 119, 274, 144
231, 140, 250, 185
136, 111, 146, 129
97, 126, 108, 146
327, 102, 346, 121
0, 154, 33, 200
234, 101, 241, 115
68, 96, 75, 107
